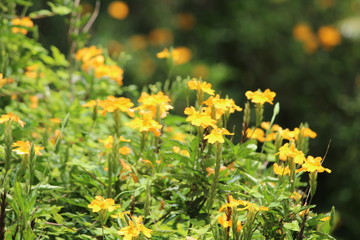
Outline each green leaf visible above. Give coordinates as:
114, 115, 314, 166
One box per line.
29, 9, 53, 18
283, 220, 300, 232
47, 2, 72, 15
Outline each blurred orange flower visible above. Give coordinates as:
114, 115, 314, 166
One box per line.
318, 25, 341, 49
108, 1, 129, 20
11, 17, 33, 34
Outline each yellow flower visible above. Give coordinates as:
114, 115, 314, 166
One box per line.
206, 166, 227, 176
88, 195, 120, 213
50, 118, 62, 124
245, 89, 276, 105
176, 13, 196, 30
280, 128, 300, 140
218, 195, 245, 212
273, 163, 291, 176
290, 192, 302, 201
119, 146, 131, 155
136, 92, 173, 118
149, 28, 174, 46
98, 96, 134, 116
11, 17, 34, 34
246, 128, 265, 142
218, 214, 232, 228
203, 94, 242, 119
12, 141, 44, 155
0, 113, 25, 127
0, 74, 7, 88
118, 216, 152, 240
297, 156, 331, 173
184, 106, 217, 129
236, 221, 243, 232
29, 95, 39, 109
95, 64, 124, 85
187, 79, 215, 96
25, 64, 45, 78
292, 23, 318, 54
204, 128, 234, 144
75, 46, 103, 62
318, 26, 341, 49
157, 47, 192, 65
277, 143, 305, 164
82, 100, 99, 108
128, 111, 162, 136
99, 136, 131, 149
107, 1, 129, 20
300, 127, 317, 139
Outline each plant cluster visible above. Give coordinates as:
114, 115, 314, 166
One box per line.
0, 1, 335, 239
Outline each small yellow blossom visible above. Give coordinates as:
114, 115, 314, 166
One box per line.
119, 146, 131, 155
280, 128, 300, 140
98, 96, 134, 116
118, 216, 152, 240
203, 94, 242, 119
218, 214, 232, 228
128, 111, 162, 136
25, 64, 45, 78
50, 118, 62, 124
157, 47, 192, 65
184, 106, 217, 129
290, 192, 303, 201
82, 100, 99, 108
206, 166, 227, 176
236, 221, 243, 232
29, 95, 39, 109
149, 28, 173, 46
297, 156, 331, 173
12, 141, 44, 155
95, 64, 124, 85
187, 79, 215, 96
0, 74, 7, 88
293, 23, 318, 54
273, 163, 291, 176
204, 128, 234, 144
108, 1, 129, 20
75, 46, 103, 63
245, 89, 276, 105
99, 136, 131, 149
277, 143, 305, 164
318, 26, 341, 49
320, 216, 331, 222
300, 127, 317, 139
88, 195, 120, 213
11, 17, 34, 34
246, 128, 265, 142
136, 92, 173, 118
50, 129, 61, 145
0, 113, 25, 127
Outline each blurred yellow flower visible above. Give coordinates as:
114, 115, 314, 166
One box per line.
157, 47, 192, 65
128, 35, 147, 51
0, 74, 7, 88
204, 128, 234, 144
176, 13, 196, 30
118, 216, 152, 240
293, 23, 318, 54
206, 166, 227, 176
192, 64, 209, 79
94, 64, 124, 85
218, 214, 232, 228
273, 163, 291, 176
119, 146, 131, 155
75, 46, 103, 63
108, 1, 129, 20
300, 127, 317, 138
136, 92, 173, 118
149, 28, 173, 46
29, 95, 39, 109
187, 78, 215, 96
128, 111, 162, 136
245, 89, 276, 105
12, 141, 43, 155
99, 136, 131, 149
318, 25, 341, 49
98, 96, 134, 116
0, 113, 25, 127
277, 143, 305, 164
297, 156, 331, 173
184, 106, 217, 129
203, 94, 242, 119
11, 17, 33, 34
88, 195, 120, 212
246, 128, 265, 142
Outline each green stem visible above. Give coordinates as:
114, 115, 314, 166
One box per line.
206, 142, 222, 211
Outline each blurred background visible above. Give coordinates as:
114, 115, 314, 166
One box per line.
29, 0, 360, 239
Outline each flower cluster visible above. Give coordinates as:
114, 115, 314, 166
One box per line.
11, 17, 34, 35
75, 46, 124, 85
